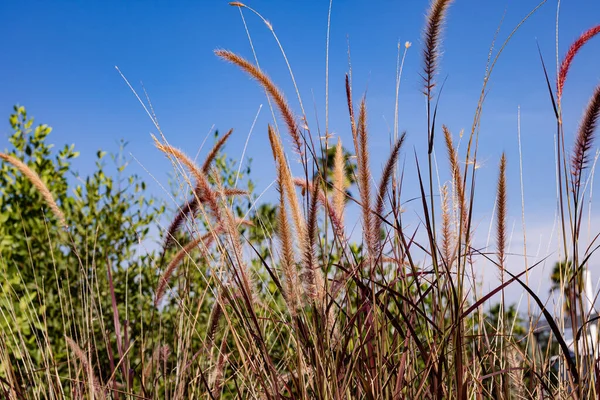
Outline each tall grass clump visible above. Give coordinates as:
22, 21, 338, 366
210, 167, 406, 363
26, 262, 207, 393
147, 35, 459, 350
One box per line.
2, 1, 600, 399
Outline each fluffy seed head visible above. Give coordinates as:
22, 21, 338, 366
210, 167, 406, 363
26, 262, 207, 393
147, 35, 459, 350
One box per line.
332, 138, 347, 226
557, 25, 600, 102
0, 152, 67, 228
216, 50, 304, 157
422, 0, 453, 99
571, 85, 600, 192
496, 153, 507, 270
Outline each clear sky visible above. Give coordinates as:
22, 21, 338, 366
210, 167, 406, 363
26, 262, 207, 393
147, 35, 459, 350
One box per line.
1, 0, 600, 307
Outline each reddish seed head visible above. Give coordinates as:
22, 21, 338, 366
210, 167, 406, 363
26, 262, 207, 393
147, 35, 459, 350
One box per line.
557, 25, 600, 102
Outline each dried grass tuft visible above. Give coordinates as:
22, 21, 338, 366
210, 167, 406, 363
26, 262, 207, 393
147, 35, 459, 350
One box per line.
65, 336, 106, 400
210, 329, 230, 400
155, 232, 216, 306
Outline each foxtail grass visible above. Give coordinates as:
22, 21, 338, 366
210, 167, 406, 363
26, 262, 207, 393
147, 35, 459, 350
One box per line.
216, 50, 304, 157
557, 25, 600, 104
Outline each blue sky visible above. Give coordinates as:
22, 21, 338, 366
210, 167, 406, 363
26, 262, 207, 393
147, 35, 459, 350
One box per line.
1, 1, 600, 302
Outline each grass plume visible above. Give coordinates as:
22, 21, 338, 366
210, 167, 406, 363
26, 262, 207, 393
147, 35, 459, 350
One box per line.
216, 49, 304, 157
210, 330, 229, 399
332, 137, 346, 226
571, 84, 600, 193
301, 174, 325, 303
65, 336, 106, 400
202, 128, 234, 173
162, 187, 247, 251
355, 97, 375, 258
441, 184, 453, 267
422, 0, 453, 99
155, 232, 216, 306
0, 152, 67, 228
557, 24, 600, 103
443, 125, 467, 235
496, 153, 507, 269
276, 166, 302, 313
161, 130, 237, 250
268, 124, 307, 250
293, 177, 346, 242
345, 74, 358, 151
373, 133, 406, 253
206, 291, 225, 347
142, 345, 170, 387
153, 135, 222, 223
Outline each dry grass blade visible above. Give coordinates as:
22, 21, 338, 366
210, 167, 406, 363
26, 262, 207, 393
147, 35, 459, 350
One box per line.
162, 187, 247, 251
202, 128, 234, 173
0, 152, 67, 228
216, 50, 304, 156
162, 191, 201, 251
496, 153, 507, 269
572, 85, 600, 192
216, 175, 259, 303
65, 336, 106, 400
210, 329, 230, 400
153, 135, 202, 183
422, 0, 453, 99
502, 267, 580, 385
153, 135, 222, 223
155, 232, 216, 306
557, 24, 600, 102
161, 130, 240, 251
142, 345, 170, 386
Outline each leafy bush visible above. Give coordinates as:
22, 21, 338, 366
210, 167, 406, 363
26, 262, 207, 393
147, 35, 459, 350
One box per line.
0, 105, 166, 392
